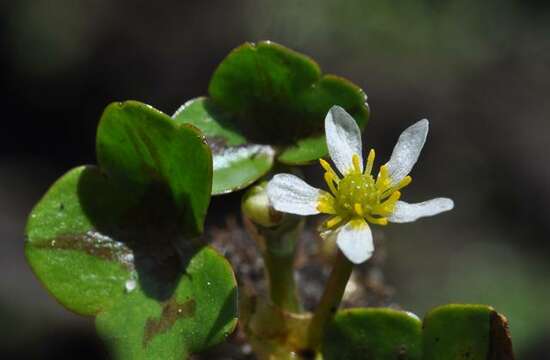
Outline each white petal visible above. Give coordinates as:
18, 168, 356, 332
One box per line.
325, 106, 363, 175
266, 174, 323, 216
336, 219, 374, 264
388, 198, 454, 223
386, 119, 429, 185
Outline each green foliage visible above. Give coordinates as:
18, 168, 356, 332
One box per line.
174, 41, 369, 194
322, 305, 514, 360
323, 308, 422, 360
23, 40, 514, 360
98, 101, 212, 236
25, 101, 238, 359
173, 97, 274, 195
96, 247, 237, 360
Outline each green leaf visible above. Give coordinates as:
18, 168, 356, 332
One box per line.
321, 305, 514, 360
25, 101, 239, 358
322, 308, 422, 360
423, 304, 514, 360
173, 97, 274, 195
173, 97, 246, 147
208, 41, 369, 164
277, 134, 327, 165
96, 247, 237, 360
97, 101, 212, 237
25, 166, 135, 315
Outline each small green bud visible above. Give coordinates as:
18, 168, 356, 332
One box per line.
242, 182, 283, 228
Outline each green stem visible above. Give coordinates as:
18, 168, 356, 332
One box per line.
307, 250, 353, 349
242, 213, 303, 313
263, 243, 302, 312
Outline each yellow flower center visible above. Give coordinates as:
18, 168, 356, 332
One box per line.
317, 149, 412, 228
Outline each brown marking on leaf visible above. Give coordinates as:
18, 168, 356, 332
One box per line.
143, 298, 196, 347
207, 136, 229, 154
488, 310, 515, 360
35, 231, 134, 270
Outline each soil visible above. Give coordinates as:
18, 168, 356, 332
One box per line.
193, 216, 397, 359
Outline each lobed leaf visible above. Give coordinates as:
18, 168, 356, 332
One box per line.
208, 41, 369, 165
96, 247, 238, 360
97, 101, 212, 237
322, 305, 514, 360
173, 42, 368, 194
322, 308, 422, 360
423, 304, 514, 360
173, 98, 274, 195
25, 101, 238, 359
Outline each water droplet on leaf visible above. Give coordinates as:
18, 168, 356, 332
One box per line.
125, 279, 137, 292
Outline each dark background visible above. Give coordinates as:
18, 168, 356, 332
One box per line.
1, 0, 549, 358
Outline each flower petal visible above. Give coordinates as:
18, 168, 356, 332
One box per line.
325, 106, 363, 175
386, 119, 429, 185
336, 218, 374, 264
388, 198, 454, 223
266, 174, 324, 215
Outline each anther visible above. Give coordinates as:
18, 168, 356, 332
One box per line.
365, 149, 375, 175
354, 203, 364, 216
324, 173, 338, 195
352, 154, 362, 173
320, 159, 340, 181
326, 216, 343, 228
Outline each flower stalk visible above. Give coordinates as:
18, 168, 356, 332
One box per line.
242, 182, 303, 313
307, 249, 353, 349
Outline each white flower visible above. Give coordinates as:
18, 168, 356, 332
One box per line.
267, 106, 454, 264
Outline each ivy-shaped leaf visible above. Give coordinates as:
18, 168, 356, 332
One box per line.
322, 305, 515, 360
173, 98, 274, 195
174, 41, 369, 194
25, 101, 238, 359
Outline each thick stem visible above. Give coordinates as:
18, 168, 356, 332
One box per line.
307, 250, 353, 349
242, 213, 303, 313
241, 182, 304, 313
263, 243, 302, 312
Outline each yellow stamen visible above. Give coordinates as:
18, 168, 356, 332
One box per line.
381, 191, 401, 207
319, 159, 340, 182
373, 191, 401, 216
325, 215, 344, 229
320, 148, 412, 228
381, 175, 412, 199
365, 149, 375, 175
366, 215, 388, 226
317, 193, 337, 214
354, 203, 364, 216
376, 164, 391, 191
324, 172, 338, 195
352, 154, 362, 174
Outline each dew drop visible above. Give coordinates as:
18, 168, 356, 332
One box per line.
50, 240, 56, 247
125, 279, 137, 292
206, 281, 212, 286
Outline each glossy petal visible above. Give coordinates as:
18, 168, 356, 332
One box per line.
325, 106, 363, 175
386, 119, 429, 185
336, 219, 373, 264
388, 198, 454, 223
267, 174, 324, 215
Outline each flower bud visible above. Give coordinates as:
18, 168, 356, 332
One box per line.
241, 182, 283, 228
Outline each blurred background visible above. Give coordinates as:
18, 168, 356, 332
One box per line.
1, 0, 549, 358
